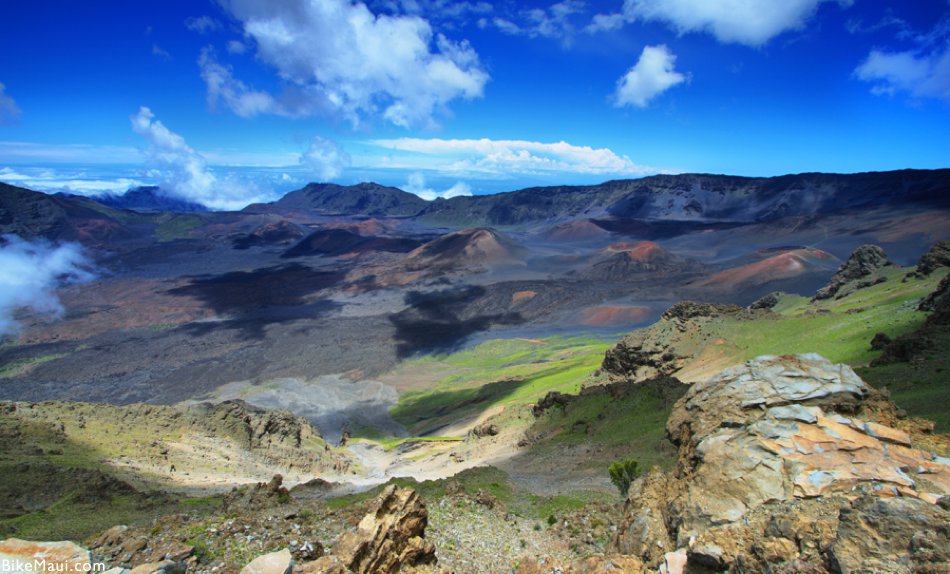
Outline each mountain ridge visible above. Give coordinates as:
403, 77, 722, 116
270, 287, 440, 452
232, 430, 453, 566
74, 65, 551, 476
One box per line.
242, 168, 950, 226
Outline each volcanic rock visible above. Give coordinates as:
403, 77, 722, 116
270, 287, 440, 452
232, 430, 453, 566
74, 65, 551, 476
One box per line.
911, 240, 950, 277
611, 354, 950, 572
749, 291, 781, 310
814, 244, 891, 300
331, 485, 436, 574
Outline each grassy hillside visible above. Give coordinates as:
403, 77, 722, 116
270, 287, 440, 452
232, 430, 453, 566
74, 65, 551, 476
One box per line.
605, 265, 948, 430
386, 335, 614, 435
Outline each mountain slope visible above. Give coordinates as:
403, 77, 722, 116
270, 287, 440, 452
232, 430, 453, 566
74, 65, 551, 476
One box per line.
247, 182, 428, 217
418, 169, 950, 226
93, 186, 208, 213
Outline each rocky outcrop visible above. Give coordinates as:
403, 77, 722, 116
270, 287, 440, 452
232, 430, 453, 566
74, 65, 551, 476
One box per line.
611, 354, 950, 572
319, 486, 436, 574
600, 301, 744, 380
910, 240, 950, 277
814, 245, 891, 300
748, 291, 782, 310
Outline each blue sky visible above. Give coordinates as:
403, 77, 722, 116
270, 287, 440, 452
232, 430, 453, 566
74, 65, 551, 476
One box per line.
0, 0, 948, 208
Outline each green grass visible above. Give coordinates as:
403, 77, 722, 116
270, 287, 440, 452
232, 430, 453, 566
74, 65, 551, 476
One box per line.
389, 335, 613, 434
857, 325, 950, 432
324, 465, 610, 522
0, 353, 69, 379
528, 377, 684, 474
351, 435, 464, 451
725, 267, 944, 366
155, 214, 203, 242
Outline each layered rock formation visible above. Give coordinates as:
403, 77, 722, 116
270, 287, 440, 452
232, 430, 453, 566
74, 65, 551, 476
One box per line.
612, 354, 950, 572
814, 244, 891, 300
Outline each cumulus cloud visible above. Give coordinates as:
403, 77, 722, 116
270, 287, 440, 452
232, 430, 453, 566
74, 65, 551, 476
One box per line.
854, 43, 950, 103
199, 48, 279, 119
370, 137, 658, 176
404, 172, 473, 201
130, 106, 275, 210
615, 45, 687, 108
206, 0, 489, 128
299, 137, 350, 181
592, 0, 842, 46
226, 40, 247, 55
0, 235, 94, 337
0, 83, 21, 126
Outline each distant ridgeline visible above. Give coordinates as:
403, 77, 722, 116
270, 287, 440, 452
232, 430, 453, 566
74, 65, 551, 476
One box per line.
243, 169, 950, 225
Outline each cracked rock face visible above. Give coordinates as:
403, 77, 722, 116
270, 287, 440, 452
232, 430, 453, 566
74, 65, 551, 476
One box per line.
614, 354, 950, 572
667, 354, 949, 540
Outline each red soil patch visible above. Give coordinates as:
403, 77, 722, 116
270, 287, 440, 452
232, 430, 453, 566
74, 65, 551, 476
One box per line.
580, 305, 652, 327
511, 290, 537, 304
606, 241, 663, 262
699, 248, 829, 290
514, 338, 547, 345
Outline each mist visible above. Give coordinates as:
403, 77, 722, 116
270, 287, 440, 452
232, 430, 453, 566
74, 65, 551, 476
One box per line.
0, 234, 94, 336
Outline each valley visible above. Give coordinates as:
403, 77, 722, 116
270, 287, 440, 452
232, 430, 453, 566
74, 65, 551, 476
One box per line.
1, 171, 949, 573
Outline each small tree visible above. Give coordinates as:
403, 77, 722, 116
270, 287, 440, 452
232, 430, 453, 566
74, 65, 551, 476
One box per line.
608, 458, 641, 497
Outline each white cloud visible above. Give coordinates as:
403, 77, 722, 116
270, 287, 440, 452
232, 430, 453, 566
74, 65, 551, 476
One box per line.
0, 83, 21, 126
152, 43, 172, 60
403, 172, 473, 200
0, 166, 144, 196
615, 44, 687, 108
208, 0, 489, 128
199, 48, 280, 119
854, 43, 950, 103
226, 40, 247, 54
299, 137, 350, 181
596, 0, 842, 46
130, 106, 276, 210
185, 16, 222, 34
369, 137, 658, 176
0, 235, 94, 337
494, 0, 586, 46
0, 141, 141, 164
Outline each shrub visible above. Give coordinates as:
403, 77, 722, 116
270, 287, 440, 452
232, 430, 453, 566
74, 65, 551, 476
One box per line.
608, 458, 641, 497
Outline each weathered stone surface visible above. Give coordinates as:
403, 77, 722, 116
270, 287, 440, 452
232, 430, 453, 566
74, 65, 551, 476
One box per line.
667, 354, 949, 540
516, 555, 646, 574
240, 549, 293, 574
612, 468, 674, 565
127, 560, 185, 574
829, 496, 950, 573
0, 539, 92, 574
332, 485, 436, 574
611, 354, 950, 572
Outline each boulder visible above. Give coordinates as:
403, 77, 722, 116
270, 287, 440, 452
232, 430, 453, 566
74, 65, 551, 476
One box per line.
814, 244, 890, 300
0, 539, 92, 574
241, 549, 293, 574
332, 485, 436, 574
611, 354, 950, 572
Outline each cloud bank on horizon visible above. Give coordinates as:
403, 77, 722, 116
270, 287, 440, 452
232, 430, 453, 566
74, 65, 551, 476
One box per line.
0, 0, 948, 207
0, 235, 94, 337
